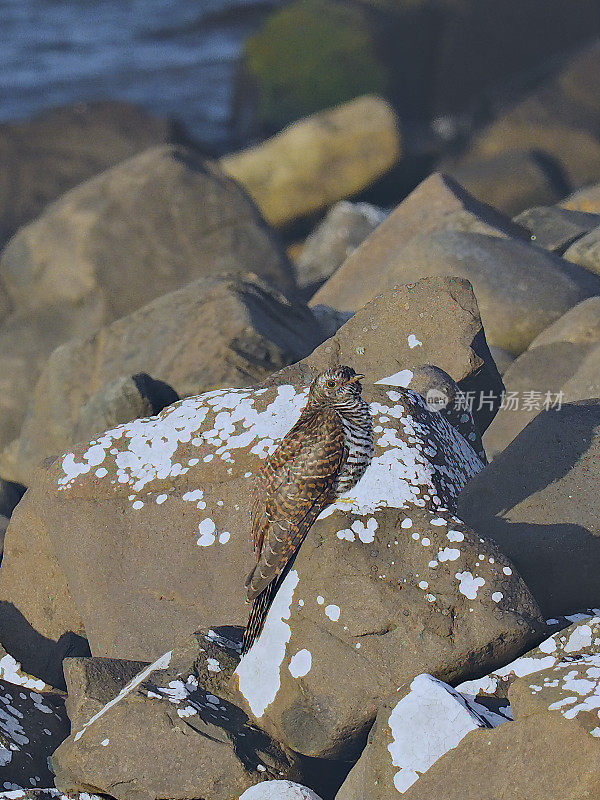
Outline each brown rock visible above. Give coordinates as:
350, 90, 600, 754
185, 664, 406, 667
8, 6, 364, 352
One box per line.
311, 173, 529, 312
513, 205, 600, 253
0, 276, 324, 486
446, 150, 561, 216
52, 630, 316, 800
0, 145, 294, 453
232, 503, 541, 759
221, 96, 400, 227
0, 101, 176, 248
315, 224, 600, 355
483, 341, 600, 455
564, 224, 600, 275
528, 296, 600, 348
0, 360, 488, 695
287, 276, 503, 435
335, 673, 510, 800
459, 400, 600, 617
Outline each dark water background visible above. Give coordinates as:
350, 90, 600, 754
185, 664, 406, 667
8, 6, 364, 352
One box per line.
0, 0, 283, 151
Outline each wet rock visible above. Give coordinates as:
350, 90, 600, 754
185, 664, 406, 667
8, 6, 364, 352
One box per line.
0, 101, 176, 248
221, 96, 400, 228
311, 172, 529, 312
317, 226, 600, 355
483, 341, 600, 456
335, 674, 510, 800
295, 201, 388, 299
459, 401, 600, 617
0, 144, 294, 453
0, 644, 69, 791
513, 205, 600, 253
52, 631, 314, 800
0, 276, 324, 486
563, 224, 600, 276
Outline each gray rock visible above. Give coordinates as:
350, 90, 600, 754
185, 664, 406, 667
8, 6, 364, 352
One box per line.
513, 205, 600, 253
296, 201, 387, 298
0, 144, 295, 454
0, 275, 323, 486
0, 477, 25, 518
459, 400, 600, 617
0, 648, 69, 791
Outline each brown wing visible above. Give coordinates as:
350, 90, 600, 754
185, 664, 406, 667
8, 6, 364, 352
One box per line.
245, 407, 346, 602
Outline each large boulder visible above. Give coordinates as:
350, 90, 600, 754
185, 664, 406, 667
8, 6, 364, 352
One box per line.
0, 276, 325, 486
0, 145, 295, 454
282, 276, 504, 436
220, 96, 400, 228
335, 673, 509, 800
371, 617, 600, 800
52, 635, 310, 800
232, 503, 541, 759
459, 401, 600, 617
562, 180, 600, 212
0, 101, 177, 248
528, 296, 600, 348
311, 173, 529, 314
483, 340, 600, 455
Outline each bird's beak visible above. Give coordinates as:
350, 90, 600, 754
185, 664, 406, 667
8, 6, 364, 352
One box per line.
344, 374, 365, 385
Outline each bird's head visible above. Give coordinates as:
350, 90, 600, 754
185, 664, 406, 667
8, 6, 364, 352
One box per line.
307, 366, 365, 409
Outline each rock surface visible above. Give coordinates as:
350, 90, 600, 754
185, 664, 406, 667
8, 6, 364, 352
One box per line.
564, 224, 600, 275
315, 224, 600, 355
0, 145, 295, 454
295, 201, 387, 298
384, 617, 600, 800
221, 96, 400, 228
295, 276, 504, 436
335, 673, 509, 800
562, 180, 600, 213
527, 296, 600, 349
1, 276, 325, 486
483, 340, 600, 455
459, 401, 600, 617
513, 205, 600, 253
0, 645, 69, 791
240, 782, 324, 800
0, 101, 177, 248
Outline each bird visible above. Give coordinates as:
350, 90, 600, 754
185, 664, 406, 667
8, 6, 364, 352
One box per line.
241, 366, 374, 655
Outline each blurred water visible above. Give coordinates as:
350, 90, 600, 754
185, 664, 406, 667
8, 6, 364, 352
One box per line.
0, 0, 282, 150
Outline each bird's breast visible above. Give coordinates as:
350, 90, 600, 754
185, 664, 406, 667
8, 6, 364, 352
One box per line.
335, 413, 374, 496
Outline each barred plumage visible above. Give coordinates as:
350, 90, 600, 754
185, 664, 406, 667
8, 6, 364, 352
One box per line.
242, 366, 374, 654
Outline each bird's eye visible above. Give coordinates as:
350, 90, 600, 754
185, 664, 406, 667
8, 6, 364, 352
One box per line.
325, 378, 337, 389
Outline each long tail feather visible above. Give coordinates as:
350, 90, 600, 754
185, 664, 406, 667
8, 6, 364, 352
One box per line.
241, 580, 278, 655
